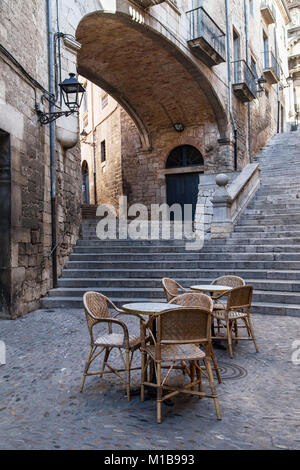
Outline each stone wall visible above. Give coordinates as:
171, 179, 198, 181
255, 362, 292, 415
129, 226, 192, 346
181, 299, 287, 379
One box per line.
0, 0, 82, 318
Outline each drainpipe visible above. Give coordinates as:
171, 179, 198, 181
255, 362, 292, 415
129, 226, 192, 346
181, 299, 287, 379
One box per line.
277, 83, 281, 133
225, 0, 238, 171
244, 0, 252, 162
47, 0, 57, 288
91, 83, 97, 204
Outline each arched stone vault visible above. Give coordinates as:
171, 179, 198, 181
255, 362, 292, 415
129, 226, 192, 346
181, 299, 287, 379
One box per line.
76, 7, 228, 150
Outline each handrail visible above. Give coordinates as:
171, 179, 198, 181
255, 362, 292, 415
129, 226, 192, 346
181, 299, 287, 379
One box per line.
48, 206, 81, 259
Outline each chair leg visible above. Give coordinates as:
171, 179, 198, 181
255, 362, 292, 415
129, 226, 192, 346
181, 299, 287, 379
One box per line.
226, 320, 234, 358
141, 350, 146, 402
246, 316, 259, 353
157, 362, 162, 424
205, 357, 222, 420
100, 348, 110, 377
211, 348, 222, 384
234, 320, 239, 344
80, 346, 95, 392
190, 361, 196, 390
126, 349, 131, 401
196, 361, 202, 396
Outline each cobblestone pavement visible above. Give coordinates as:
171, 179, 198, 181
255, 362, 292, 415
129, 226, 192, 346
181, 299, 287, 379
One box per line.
0, 309, 299, 450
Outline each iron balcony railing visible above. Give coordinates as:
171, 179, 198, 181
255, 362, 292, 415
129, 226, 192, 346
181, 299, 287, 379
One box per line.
263, 50, 280, 79
261, 0, 276, 22
186, 6, 226, 61
233, 59, 257, 98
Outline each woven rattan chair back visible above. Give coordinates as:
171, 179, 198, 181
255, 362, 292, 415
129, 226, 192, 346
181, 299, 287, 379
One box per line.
211, 275, 245, 289
169, 292, 213, 312
158, 307, 212, 344
227, 285, 253, 310
83, 292, 112, 341
162, 277, 184, 302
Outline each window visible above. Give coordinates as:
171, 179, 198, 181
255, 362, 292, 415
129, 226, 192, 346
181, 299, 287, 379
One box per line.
263, 32, 269, 68
101, 140, 106, 163
251, 57, 258, 78
233, 29, 240, 82
166, 145, 204, 169
101, 94, 108, 109
249, 0, 254, 16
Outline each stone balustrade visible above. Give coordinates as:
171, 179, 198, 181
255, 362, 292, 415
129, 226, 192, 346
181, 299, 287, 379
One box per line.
211, 163, 261, 238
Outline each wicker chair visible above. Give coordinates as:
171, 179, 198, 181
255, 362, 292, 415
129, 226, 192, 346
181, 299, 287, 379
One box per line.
81, 292, 141, 400
213, 285, 259, 358
162, 277, 186, 302
169, 293, 221, 384
211, 275, 245, 332
211, 275, 245, 307
140, 306, 222, 423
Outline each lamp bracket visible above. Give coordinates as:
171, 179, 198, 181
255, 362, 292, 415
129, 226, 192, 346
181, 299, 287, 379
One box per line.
37, 107, 77, 125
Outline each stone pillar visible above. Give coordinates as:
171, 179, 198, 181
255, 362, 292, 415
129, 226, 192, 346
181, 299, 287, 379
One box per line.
211, 174, 233, 238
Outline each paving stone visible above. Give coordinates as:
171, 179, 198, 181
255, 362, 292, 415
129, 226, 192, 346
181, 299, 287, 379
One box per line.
0, 309, 299, 450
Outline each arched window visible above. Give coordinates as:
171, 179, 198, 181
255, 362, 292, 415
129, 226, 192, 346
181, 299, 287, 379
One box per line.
166, 145, 204, 169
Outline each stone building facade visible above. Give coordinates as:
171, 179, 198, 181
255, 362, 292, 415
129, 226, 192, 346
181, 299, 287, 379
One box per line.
79, 0, 292, 212
0, 0, 293, 318
287, 0, 300, 123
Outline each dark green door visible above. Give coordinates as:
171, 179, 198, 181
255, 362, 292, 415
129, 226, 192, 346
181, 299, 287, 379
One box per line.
166, 172, 199, 221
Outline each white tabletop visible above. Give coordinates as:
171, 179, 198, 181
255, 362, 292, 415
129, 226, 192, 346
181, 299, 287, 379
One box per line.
122, 302, 183, 316
190, 285, 232, 293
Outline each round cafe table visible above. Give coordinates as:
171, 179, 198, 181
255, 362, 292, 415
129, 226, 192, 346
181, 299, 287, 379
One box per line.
189, 284, 232, 294
122, 301, 183, 317
189, 285, 232, 339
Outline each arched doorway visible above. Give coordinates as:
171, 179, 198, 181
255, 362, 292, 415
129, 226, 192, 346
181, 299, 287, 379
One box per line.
82, 161, 90, 204
165, 145, 204, 221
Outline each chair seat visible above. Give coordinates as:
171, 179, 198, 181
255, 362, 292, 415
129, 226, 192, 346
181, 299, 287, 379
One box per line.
213, 310, 248, 320
144, 344, 206, 362
94, 333, 141, 349
213, 302, 226, 310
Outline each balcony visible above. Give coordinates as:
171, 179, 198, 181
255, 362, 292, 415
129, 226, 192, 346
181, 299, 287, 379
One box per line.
260, 0, 276, 25
134, 0, 165, 8
186, 7, 226, 67
263, 51, 280, 84
232, 60, 257, 102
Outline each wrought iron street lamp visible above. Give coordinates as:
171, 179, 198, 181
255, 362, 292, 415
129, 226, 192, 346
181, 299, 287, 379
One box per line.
37, 73, 86, 125
257, 75, 267, 95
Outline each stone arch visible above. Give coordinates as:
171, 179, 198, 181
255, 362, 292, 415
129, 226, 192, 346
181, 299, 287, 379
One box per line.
75, 3, 228, 150
162, 136, 206, 169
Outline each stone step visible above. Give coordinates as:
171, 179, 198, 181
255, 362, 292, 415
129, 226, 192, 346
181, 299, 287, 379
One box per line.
231, 230, 300, 238
77, 238, 188, 246
57, 277, 300, 292
69, 252, 300, 262
73, 244, 300, 254
65, 260, 300, 270
244, 208, 300, 215
77, 237, 300, 246
238, 217, 300, 225
48, 286, 300, 305
61, 268, 300, 280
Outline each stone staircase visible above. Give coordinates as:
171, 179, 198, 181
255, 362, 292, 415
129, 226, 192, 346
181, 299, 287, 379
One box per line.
42, 130, 300, 316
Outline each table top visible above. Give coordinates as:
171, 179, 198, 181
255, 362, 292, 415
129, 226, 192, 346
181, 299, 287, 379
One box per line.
122, 302, 183, 316
190, 285, 233, 293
